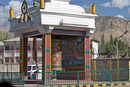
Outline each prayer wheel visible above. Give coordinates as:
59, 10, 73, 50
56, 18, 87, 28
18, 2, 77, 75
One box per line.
51, 39, 62, 71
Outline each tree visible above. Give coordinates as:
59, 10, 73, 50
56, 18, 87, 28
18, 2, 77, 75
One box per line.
105, 35, 115, 57
99, 33, 105, 53
118, 40, 128, 56
110, 34, 114, 45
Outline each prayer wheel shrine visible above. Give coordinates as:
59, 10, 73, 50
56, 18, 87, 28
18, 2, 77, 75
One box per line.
8, 0, 97, 82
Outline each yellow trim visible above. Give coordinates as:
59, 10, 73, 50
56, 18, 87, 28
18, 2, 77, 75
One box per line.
40, 0, 44, 9
125, 83, 130, 86
109, 59, 112, 70
62, 86, 67, 87
71, 85, 76, 87
94, 84, 98, 87
110, 83, 114, 86
109, 59, 111, 80
84, 37, 86, 71
86, 85, 90, 87
22, 38, 24, 72
117, 83, 122, 86
45, 34, 47, 80
54, 86, 58, 87
102, 84, 106, 87
9, 7, 14, 18
79, 85, 83, 87
116, 59, 119, 80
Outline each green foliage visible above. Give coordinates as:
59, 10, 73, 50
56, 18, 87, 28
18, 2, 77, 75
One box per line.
99, 33, 105, 53
105, 35, 115, 57
117, 40, 128, 55
99, 34, 128, 58
110, 34, 114, 45
0, 31, 12, 41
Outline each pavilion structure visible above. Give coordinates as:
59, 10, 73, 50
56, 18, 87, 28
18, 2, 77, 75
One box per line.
9, 0, 97, 82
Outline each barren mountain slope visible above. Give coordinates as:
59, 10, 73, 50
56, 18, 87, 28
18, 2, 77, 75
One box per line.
91, 16, 130, 45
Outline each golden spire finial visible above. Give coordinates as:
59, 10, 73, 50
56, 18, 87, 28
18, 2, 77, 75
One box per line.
40, 0, 44, 9
92, 3, 96, 14
9, 7, 14, 18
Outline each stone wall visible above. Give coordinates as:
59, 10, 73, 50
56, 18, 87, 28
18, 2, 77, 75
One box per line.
91, 58, 130, 70
0, 64, 20, 72
91, 58, 130, 81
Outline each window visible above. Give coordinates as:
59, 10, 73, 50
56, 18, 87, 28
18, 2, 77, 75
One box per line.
28, 45, 31, 50
37, 45, 42, 50
1, 49, 3, 53
39, 66, 42, 70
0, 59, 3, 64
0, 49, 4, 53
10, 58, 14, 63
37, 58, 41, 62
10, 46, 14, 50
5, 46, 9, 50
16, 46, 20, 50
16, 57, 20, 63
5, 58, 9, 63
33, 66, 36, 70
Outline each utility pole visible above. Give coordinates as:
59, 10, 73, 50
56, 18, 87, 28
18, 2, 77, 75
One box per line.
116, 30, 129, 58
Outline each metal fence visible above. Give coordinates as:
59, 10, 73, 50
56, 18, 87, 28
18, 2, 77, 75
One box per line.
37, 69, 130, 86
0, 72, 24, 86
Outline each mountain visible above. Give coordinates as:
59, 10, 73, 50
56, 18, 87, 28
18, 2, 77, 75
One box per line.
0, 26, 15, 41
0, 16, 130, 45
91, 16, 130, 46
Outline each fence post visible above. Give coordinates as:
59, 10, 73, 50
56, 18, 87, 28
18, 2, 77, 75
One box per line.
109, 59, 112, 81
77, 72, 79, 85
110, 70, 112, 83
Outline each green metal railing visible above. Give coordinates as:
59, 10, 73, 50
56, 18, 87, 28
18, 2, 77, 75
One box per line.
0, 72, 25, 86
37, 69, 130, 86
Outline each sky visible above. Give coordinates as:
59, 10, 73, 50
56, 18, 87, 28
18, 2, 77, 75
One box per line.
0, 0, 130, 27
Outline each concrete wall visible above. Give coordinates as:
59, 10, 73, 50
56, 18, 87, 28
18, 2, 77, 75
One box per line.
0, 64, 20, 72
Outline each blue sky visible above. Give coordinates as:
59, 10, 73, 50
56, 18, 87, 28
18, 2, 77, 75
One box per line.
0, 0, 130, 26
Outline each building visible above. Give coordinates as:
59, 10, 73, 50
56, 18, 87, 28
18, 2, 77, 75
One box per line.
0, 37, 99, 63
0, 41, 4, 63
1, 37, 42, 64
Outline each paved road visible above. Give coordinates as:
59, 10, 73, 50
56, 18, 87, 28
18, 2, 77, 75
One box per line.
107, 86, 130, 87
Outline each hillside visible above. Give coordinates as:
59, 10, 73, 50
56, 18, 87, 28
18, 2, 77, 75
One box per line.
0, 16, 130, 44
0, 26, 15, 41
91, 16, 130, 46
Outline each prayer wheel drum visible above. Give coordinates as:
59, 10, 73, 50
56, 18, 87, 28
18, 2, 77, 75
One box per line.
51, 39, 62, 71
